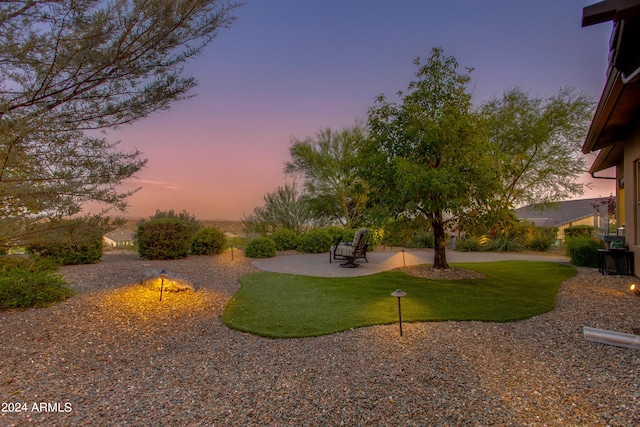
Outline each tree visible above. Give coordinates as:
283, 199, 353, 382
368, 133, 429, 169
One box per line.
0, 0, 241, 246
242, 182, 314, 235
363, 48, 495, 269
284, 123, 368, 228
480, 87, 593, 209
145, 209, 202, 230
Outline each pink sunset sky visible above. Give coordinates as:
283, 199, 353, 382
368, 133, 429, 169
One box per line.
92, 0, 616, 220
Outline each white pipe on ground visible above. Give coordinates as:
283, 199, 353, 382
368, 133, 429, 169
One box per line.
583, 326, 640, 350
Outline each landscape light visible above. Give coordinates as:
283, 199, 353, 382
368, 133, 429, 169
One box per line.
391, 289, 407, 336
159, 269, 167, 302
631, 283, 639, 296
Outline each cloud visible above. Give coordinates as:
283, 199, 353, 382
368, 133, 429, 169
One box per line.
124, 179, 179, 190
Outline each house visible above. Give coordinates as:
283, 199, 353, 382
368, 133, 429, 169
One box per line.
581, 1, 640, 270
515, 198, 611, 243
103, 229, 135, 248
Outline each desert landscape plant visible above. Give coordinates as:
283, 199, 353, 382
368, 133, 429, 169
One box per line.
0, 256, 74, 309
137, 218, 195, 260
191, 226, 227, 255
245, 237, 277, 258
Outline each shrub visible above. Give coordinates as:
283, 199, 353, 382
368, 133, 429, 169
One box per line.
298, 229, 333, 253
27, 219, 103, 265
137, 218, 196, 260
271, 229, 298, 251
564, 225, 594, 239
191, 226, 227, 255
483, 234, 525, 252
245, 237, 277, 258
0, 256, 74, 309
324, 226, 352, 245
565, 236, 603, 267
525, 226, 558, 251
408, 230, 435, 248
455, 237, 482, 252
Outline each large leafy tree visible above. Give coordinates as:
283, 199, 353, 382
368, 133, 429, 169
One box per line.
481, 87, 593, 207
363, 48, 495, 269
459, 88, 593, 237
284, 124, 368, 228
0, 0, 241, 246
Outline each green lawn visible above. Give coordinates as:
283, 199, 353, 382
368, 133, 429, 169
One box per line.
222, 261, 577, 338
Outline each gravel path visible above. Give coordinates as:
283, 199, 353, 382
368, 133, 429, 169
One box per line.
1, 250, 639, 426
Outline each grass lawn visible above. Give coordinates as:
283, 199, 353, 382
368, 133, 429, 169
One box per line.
222, 261, 577, 338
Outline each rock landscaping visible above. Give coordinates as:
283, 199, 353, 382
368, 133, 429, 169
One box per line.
0, 250, 638, 426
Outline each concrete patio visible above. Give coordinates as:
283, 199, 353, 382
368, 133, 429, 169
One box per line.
251, 248, 569, 277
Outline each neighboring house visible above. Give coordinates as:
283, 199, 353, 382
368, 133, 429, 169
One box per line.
103, 229, 135, 248
515, 198, 610, 243
581, 1, 640, 270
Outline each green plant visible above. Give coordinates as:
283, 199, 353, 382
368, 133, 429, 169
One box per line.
564, 225, 594, 239
483, 234, 525, 252
271, 229, 298, 251
245, 237, 277, 258
455, 237, 482, 252
526, 226, 558, 252
565, 236, 603, 267
137, 218, 196, 260
408, 230, 435, 248
0, 256, 74, 309
191, 226, 227, 255
223, 261, 577, 338
26, 218, 104, 265
145, 209, 202, 231
297, 229, 333, 254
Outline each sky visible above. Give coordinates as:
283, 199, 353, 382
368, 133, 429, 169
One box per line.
96, 0, 616, 220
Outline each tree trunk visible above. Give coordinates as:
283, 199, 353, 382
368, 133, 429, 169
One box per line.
432, 212, 449, 270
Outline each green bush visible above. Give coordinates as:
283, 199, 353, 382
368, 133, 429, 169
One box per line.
191, 226, 227, 255
324, 226, 355, 245
0, 256, 74, 309
565, 236, 603, 267
526, 226, 558, 251
455, 237, 482, 252
564, 225, 594, 239
483, 234, 525, 252
271, 229, 298, 251
408, 230, 435, 248
298, 229, 334, 253
245, 237, 277, 258
137, 218, 196, 260
27, 219, 103, 265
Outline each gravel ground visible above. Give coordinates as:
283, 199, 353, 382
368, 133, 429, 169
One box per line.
1, 250, 639, 426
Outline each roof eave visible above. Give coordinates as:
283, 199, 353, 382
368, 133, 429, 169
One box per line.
582, 67, 624, 154
582, 0, 640, 27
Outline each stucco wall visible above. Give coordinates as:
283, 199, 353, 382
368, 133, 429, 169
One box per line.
622, 121, 640, 274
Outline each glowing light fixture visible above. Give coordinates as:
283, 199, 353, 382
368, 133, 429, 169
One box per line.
631, 283, 639, 295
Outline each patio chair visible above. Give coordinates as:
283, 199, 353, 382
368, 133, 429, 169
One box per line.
330, 228, 369, 267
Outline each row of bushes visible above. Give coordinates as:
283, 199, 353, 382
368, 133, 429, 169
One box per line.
245, 227, 360, 258
137, 218, 227, 260
455, 226, 559, 253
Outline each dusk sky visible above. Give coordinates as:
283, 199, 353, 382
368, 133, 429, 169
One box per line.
97, 0, 616, 220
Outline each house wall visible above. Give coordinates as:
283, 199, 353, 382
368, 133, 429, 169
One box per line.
557, 216, 597, 242
622, 121, 640, 274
